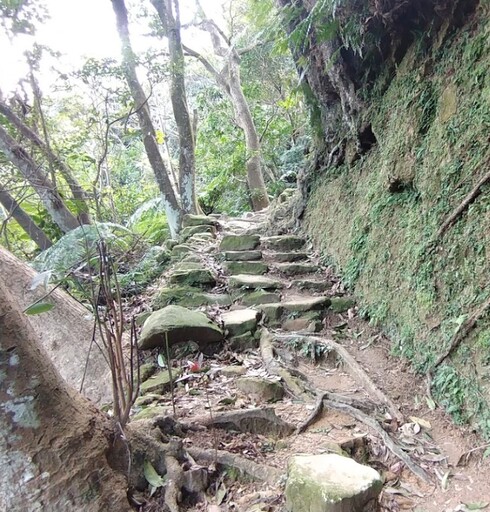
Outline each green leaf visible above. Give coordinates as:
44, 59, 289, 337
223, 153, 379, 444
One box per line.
157, 353, 166, 368
24, 302, 55, 315
483, 447, 490, 459
143, 460, 166, 489
464, 503, 489, 510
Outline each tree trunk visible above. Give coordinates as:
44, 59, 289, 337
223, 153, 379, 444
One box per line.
0, 99, 92, 225
0, 184, 53, 250
151, 0, 200, 215
0, 279, 130, 511
111, 0, 183, 237
227, 58, 269, 211
0, 125, 80, 233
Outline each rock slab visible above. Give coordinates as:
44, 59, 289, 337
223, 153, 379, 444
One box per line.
220, 234, 260, 251
139, 305, 223, 350
222, 308, 260, 337
285, 454, 382, 512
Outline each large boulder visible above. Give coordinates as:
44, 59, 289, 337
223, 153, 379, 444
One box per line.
285, 454, 382, 512
139, 305, 223, 350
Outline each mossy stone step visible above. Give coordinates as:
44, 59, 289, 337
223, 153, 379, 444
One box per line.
182, 214, 219, 228
180, 224, 216, 242
168, 267, 215, 287
262, 235, 305, 251
152, 286, 231, 309
240, 290, 281, 306
282, 297, 330, 312
220, 234, 260, 251
229, 274, 283, 290
224, 250, 263, 261
330, 296, 356, 313
224, 261, 268, 275
270, 252, 309, 263
274, 262, 319, 276
171, 244, 193, 258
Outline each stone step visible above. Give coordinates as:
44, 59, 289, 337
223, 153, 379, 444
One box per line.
221, 308, 260, 337
269, 252, 309, 263
152, 286, 232, 309
228, 274, 283, 290
167, 267, 215, 287
261, 235, 305, 251
180, 224, 216, 242
223, 250, 263, 261
257, 297, 330, 327
220, 234, 260, 251
239, 290, 281, 306
182, 214, 219, 228
224, 261, 268, 275
274, 262, 319, 276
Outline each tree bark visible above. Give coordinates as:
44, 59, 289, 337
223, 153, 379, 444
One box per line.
0, 99, 92, 225
111, 0, 183, 237
183, 21, 270, 211
0, 125, 80, 233
151, 0, 200, 215
0, 279, 130, 511
0, 184, 53, 250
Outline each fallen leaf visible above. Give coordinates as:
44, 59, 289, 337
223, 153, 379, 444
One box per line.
410, 416, 432, 429
464, 503, 489, 510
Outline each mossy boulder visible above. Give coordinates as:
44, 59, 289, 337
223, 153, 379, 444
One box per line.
224, 261, 268, 275
152, 286, 231, 309
220, 234, 260, 251
139, 305, 223, 350
285, 454, 382, 512
139, 368, 183, 394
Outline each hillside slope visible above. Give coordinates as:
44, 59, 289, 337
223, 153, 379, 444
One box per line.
280, 1, 490, 435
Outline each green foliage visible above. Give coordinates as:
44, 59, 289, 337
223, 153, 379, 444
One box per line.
127, 197, 169, 245
32, 223, 134, 278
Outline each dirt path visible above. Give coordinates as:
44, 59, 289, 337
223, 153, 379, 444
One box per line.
134, 211, 490, 511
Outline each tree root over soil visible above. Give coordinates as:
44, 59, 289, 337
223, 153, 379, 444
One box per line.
273, 333, 404, 423
262, 330, 432, 484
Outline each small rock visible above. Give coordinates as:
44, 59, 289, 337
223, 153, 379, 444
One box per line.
222, 308, 260, 337
262, 235, 305, 251
229, 274, 283, 290
132, 405, 169, 421
236, 377, 284, 402
224, 250, 263, 261
224, 261, 269, 275
220, 234, 260, 251
139, 305, 223, 350
291, 280, 330, 292
282, 317, 321, 332
139, 368, 183, 394
285, 454, 383, 512
228, 330, 260, 351
257, 303, 284, 325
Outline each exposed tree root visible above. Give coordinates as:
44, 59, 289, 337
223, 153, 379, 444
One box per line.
435, 163, 490, 241
274, 333, 404, 423
433, 293, 490, 368
190, 407, 294, 437
187, 447, 283, 486
296, 391, 376, 434
164, 454, 184, 512
260, 329, 314, 399
322, 399, 431, 483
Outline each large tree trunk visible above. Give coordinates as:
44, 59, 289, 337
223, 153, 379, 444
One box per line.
0, 125, 80, 233
151, 0, 200, 215
111, 0, 183, 237
0, 246, 112, 405
0, 279, 130, 511
0, 99, 92, 225
0, 184, 53, 250
227, 59, 269, 211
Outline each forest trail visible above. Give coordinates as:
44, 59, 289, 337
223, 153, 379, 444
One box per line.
131, 211, 490, 512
